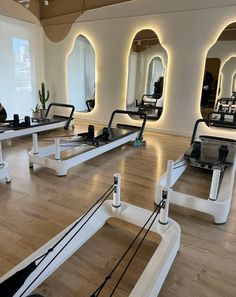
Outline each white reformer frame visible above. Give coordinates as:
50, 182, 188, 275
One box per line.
29, 110, 147, 176
0, 141, 11, 183
155, 119, 236, 224
0, 103, 74, 183
0, 169, 181, 297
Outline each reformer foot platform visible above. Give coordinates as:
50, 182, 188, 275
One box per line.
155, 117, 236, 224
0, 103, 74, 183
0, 170, 180, 297
29, 110, 147, 176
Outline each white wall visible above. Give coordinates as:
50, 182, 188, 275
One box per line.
3, 0, 236, 137
43, 1, 236, 138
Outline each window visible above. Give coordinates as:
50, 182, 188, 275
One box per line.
0, 16, 40, 118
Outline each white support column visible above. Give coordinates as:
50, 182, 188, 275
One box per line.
55, 138, 61, 160
209, 169, 221, 201
0, 141, 3, 165
112, 173, 121, 208
159, 160, 174, 226
32, 133, 39, 154
0, 140, 11, 183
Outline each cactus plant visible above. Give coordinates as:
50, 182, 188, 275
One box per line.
38, 82, 50, 110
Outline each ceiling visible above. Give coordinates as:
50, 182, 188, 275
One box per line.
14, 1, 236, 43
218, 23, 236, 41
132, 29, 160, 53
15, 0, 133, 20
14, 0, 135, 41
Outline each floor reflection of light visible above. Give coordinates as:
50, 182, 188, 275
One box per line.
144, 132, 164, 180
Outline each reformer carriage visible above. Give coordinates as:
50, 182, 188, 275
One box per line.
155, 115, 236, 224
29, 110, 147, 176
0, 168, 181, 297
0, 103, 74, 183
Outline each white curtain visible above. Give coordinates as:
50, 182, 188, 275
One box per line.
147, 57, 165, 94
67, 36, 95, 111
0, 16, 39, 119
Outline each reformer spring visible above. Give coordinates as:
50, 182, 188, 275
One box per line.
173, 158, 188, 170
90, 198, 165, 297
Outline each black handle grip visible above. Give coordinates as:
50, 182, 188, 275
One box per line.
45, 103, 75, 129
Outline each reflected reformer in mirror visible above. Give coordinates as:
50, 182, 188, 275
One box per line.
201, 24, 236, 129
126, 29, 167, 121
67, 35, 95, 113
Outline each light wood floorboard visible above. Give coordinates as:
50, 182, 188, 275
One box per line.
0, 124, 235, 297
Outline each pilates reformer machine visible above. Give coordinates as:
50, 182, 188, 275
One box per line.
0, 103, 74, 183
215, 97, 236, 113
135, 94, 163, 120
155, 116, 236, 224
0, 169, 181, 297
29, 110, 147, 176
207, 110, 236, 127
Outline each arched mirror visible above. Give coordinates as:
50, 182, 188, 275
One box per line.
201, 24, 236, 124
220, 57, 236, 98
232, 72, 236, 93
67, 35, 95, 112
126, 29, 167, 121
200, 58, 221, 118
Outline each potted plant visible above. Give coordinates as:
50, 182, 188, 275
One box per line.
39, 82, 50, 119
31, 104, 41, 120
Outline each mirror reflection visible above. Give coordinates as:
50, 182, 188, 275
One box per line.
201, 24, 236, 126
126, 29, 167, 121
67, 35, 95, 112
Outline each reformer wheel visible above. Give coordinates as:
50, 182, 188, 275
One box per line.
132, 139, 146, 147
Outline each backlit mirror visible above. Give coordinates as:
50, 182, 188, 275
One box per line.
67, 35, 95, 112
126, 29, 167, 121
232, 72, 236, 93
201, 24, 236, 125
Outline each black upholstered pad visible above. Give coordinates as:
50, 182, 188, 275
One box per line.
185, 137, 236, 170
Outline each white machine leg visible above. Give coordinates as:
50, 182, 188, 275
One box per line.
0, 141, 3, 165
55, 138, 61, 160
32, 133, 39, 154
0, 141, 11, 183
209, 169, 221, 201
30, 133, 39, 169
112, 173, 121, 208
159, 160, 174, 226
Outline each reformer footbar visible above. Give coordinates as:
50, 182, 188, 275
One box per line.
0, 167, 181, 297
29, 110, 147, 176
155, 116, 236, 224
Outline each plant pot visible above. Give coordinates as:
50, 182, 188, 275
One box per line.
32, 111, 40, 120
40, 109, 47, 119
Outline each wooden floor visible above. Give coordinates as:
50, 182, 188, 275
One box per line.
0, 125, 236, 297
